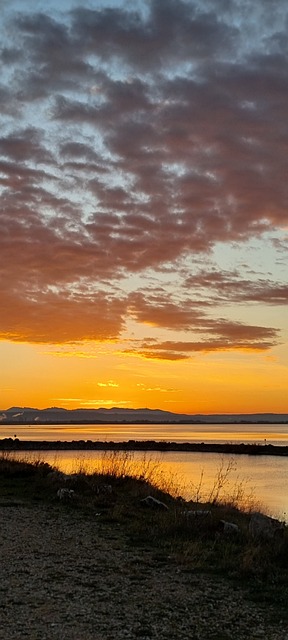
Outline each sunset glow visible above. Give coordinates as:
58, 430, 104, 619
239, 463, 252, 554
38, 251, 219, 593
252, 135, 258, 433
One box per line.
0, 0, 287, 414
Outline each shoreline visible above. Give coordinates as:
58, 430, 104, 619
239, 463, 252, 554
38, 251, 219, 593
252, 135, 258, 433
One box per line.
2, 419, 288, 425
1, 439, 288, 456
1, 453, 288, 639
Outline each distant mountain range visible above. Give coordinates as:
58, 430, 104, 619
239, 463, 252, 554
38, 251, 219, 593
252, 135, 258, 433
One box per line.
0, 406, 287, 424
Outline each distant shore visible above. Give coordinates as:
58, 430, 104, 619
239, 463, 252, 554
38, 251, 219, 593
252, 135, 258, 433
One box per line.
1, 439, 288, 456
1, 419, 288, 425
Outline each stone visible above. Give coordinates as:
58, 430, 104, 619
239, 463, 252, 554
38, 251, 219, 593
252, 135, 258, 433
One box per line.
217, 520, 240, 535
140, 495, 169, 510
57, 488, 75, 501
249, 512, 284, 541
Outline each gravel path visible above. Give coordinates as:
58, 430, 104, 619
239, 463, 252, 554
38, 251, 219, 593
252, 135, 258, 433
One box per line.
0, 502, 287, 640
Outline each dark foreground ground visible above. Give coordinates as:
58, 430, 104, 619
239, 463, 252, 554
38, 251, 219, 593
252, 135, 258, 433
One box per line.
1, 502, 288, 640
1, 458, 288, 640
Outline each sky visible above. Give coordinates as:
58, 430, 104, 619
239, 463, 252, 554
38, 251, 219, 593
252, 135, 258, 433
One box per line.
0, 0, 287, 414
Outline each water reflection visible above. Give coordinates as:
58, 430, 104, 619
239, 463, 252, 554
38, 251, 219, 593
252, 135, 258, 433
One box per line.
8, 449, 288, 522
2, 422, 288, 445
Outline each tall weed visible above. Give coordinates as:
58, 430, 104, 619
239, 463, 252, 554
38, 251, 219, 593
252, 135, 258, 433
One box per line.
188, 457, 257, 511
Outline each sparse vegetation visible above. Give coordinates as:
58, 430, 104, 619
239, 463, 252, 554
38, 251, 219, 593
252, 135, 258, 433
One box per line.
1, 451, 288, 615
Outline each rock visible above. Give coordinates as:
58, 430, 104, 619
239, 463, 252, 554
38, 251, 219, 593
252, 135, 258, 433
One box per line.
57, 488, 75, 501
140, 495, 169, 510
185, 510, 212, 518
249, 512, 284, 541
217, 520, 240, 535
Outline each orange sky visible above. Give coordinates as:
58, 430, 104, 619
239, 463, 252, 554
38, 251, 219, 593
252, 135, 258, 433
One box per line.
1, 338, 287, 413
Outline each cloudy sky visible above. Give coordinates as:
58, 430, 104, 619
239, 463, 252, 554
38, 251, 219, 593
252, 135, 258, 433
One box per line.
0, 0, 287, 413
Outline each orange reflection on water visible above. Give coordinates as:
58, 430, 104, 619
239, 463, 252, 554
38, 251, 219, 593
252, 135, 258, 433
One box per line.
1, 423, 288, 445
7, 448, 288, 521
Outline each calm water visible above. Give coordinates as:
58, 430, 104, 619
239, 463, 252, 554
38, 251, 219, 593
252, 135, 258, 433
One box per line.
2, 422, 288, 445
1, 423, 288, 520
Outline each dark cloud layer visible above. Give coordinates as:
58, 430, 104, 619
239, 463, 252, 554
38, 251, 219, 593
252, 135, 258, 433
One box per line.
125, 292, 279, 359
0, 0, 287, 354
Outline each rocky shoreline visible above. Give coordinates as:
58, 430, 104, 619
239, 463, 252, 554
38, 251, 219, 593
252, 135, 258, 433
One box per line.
1, 500, 287, 640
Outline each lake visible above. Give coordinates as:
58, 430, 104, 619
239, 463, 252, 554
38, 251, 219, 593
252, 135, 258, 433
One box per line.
2, 421, 288, 444
1, 422, 288, 520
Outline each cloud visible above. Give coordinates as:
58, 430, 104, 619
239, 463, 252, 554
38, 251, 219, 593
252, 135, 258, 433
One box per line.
136, 383, 180, 392
70, 1, 237, 72
185, 270, 288, 305
4, 2, 288, 248
125, 327, 279, 361
124, 291, 279, 360
0, 128, 53, 163
125, 348, 190, 361
128, 292, 204, 330
59, 141, 102, 163
80, 399, 130, 406
0, 290, 126, 343
127, 290, 280, 337
0, 0, 287, 353
97, 381, 119, 388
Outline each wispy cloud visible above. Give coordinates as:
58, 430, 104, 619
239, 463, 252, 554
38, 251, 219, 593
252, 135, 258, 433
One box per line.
185, 270, 288, 305
136, 383, 180, 393
80, 400, 130, 406
97, 381, 119, 388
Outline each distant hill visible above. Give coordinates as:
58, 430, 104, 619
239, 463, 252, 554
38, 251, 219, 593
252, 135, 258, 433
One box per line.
0, 406, 287, 425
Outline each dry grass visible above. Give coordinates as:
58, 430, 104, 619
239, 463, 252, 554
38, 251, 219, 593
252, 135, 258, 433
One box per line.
1, 450, 288, 611
187, 456, 260, 513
